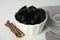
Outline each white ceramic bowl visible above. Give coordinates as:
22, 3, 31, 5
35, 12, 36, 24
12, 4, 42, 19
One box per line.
13, 13, 48, 35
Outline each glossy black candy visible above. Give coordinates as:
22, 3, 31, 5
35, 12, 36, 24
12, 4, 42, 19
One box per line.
15, 6, 46, 25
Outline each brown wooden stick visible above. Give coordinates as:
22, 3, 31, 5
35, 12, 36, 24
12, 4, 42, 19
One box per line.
5, 20, 19, 37
11, 23, 25, 36
5, 20, 25, 37
5, 20, 15, 32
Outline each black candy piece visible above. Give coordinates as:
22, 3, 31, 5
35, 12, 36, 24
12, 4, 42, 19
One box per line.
15, 6, 46, 25
27, 6, 37, 13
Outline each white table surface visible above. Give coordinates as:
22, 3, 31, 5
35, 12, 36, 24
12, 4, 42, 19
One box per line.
0, 0, 60, 40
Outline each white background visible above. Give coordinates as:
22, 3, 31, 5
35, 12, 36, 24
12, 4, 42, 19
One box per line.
0, 0, 60, 40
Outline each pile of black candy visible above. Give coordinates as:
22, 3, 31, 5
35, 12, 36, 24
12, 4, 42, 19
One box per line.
15, 6, 46, 25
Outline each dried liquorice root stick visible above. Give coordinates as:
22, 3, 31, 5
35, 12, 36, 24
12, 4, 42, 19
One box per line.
11, 23, 25, 37
5, 20, 25, 37
5, 20, 15, 32
5, 20, 20, 37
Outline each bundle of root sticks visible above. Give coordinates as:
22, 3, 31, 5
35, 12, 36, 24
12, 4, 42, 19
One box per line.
5, 20, 25, 38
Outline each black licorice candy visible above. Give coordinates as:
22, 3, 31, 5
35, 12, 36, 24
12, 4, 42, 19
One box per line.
15, 6, 46, 25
